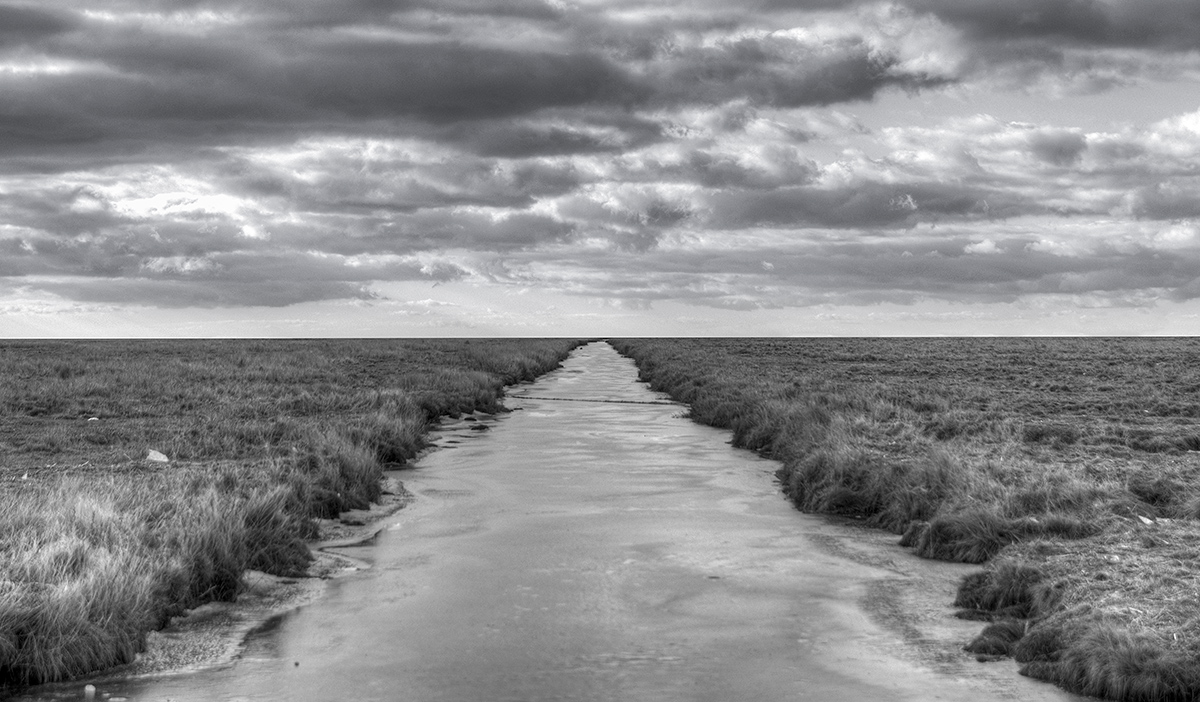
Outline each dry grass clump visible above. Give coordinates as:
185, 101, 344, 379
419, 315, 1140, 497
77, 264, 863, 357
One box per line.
0, 484, 157, 683
964, 619, 1029, 656
0, 472, 313, 683
955, 521, 1200, 700
610, 337, 1200, 700
0, 338, 582, 687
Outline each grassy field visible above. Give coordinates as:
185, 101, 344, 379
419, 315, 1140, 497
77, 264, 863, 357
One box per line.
611, 337, 1200, 702
0, 338, 582, 686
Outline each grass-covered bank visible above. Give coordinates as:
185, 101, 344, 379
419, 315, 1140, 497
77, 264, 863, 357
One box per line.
0, 339, 582, 686
610, 337, 1200, 701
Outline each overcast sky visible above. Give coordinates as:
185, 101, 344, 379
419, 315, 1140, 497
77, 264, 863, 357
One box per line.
2, 0, 1200, 337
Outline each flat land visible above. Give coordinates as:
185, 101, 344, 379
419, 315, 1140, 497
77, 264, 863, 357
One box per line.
612, 337, 1200, 702
7, 336, 1198, 701
72, 341, 1080, 702
0, 339, 580, 479
0, 339, 580, 688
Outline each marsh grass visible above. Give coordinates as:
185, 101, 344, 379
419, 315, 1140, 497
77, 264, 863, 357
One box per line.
0, 338, 581, 686
611, 337, 1200, 701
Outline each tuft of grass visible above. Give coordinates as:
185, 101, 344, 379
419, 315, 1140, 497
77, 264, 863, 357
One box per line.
1022, 423, 1082, 447
953, 561, 1050, 619
965, 619, 1028, 657
914, 509, 1016, 564
0, 473, 324, 683
1020, 622, 1200, 702
984, 522, 1200, 701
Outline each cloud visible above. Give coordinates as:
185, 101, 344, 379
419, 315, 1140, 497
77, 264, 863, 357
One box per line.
647, 36, 950, 109
1131, 181, 1200, 220
36, 276, 379, 308
892, 0, 1200, 93
1028, 129, 1087, 166
909, 0, 1200, 50
2, 0, 1199, 318
702, 178, 1014, 230
0, 5, 79, 45
443, 113, 666, 158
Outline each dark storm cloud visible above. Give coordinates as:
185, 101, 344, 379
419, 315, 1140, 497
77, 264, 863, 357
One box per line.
909, 0, 1200, 50
682, 150, 817, 190
648, 37, 949, 109
457, 124, 623, 158
351, 210, 576, 253
282, 43, 645, 122
0, 0, 941, 171
0, 44, 643, 155
38, 277, 378, 308
0, 186, 130, 238
1028, 130, 1088, 167
895, 0, 1200, 93
704, 180, 1019, 230
444, 113, 666, 158
0, 5, 79, 44
2, 0, 1192, 165
1131, 180, 1200, 220
272, 0, 565, 27
0, 0, 644, 174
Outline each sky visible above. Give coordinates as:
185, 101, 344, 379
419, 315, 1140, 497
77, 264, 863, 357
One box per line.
2, 0, 1200, 337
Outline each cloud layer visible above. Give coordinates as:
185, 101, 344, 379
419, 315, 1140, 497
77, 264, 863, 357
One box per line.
2, 0, 1199, 320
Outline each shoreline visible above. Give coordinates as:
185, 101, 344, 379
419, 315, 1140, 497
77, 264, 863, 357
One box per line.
44, 475, 416, 691
24, 409, 505, 697
803, 515, 1081, 700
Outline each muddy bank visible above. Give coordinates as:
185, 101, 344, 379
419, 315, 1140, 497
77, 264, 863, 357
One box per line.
76, 410, 508, 687
14, 470, 421, 701
798, 516, 1065, 699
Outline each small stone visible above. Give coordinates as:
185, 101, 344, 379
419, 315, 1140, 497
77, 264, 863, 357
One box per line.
146, 449, 169, 463
1137, 515, 1154, 525
87, 417, 99, 421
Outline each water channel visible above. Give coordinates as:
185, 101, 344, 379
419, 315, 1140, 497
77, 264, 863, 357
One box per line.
27, 342, 1087, 701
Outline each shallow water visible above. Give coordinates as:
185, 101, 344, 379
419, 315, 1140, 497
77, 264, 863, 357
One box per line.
26, 342, 1086, 701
